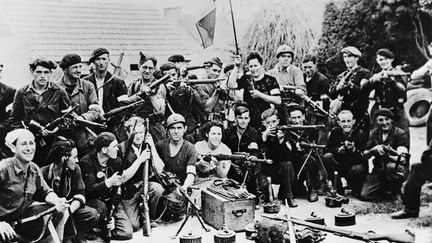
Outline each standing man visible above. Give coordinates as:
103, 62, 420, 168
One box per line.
362, 48, 409, 135
329, 46, 371, 131
322, 110, 368, 196
58, 54, 102, 156
0, 67, 16, 159
9, 58, 70, 165
228, 52, 282, 129
128, 53, 167, 141
0, 129, 69, 242
195, 57, 229, 122
361, 108, 409, 201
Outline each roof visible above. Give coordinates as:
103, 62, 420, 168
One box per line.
0, 0, 188, 62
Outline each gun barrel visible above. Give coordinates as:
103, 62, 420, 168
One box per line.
212, 154, 273, 164
103, 100, 145, 118
278, 124, 325, 130
186, 65, 207, 71
75, 119, 107, 129
148, 74, 171, 90
173, 78, 226, 85
300, 142, 326, 149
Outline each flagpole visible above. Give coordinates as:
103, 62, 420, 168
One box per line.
228, 0, 239, 55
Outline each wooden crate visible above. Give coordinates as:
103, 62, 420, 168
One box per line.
201, 189, 255, 232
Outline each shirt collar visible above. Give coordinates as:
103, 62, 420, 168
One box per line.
12, 157, 37, 175
277, 64, 290, 72
25, 81, 53, 93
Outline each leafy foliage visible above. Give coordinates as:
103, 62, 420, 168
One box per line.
317, 0, 432, 80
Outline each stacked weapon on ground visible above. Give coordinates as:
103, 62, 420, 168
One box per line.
205, 152, 273, 165
262, 214, 414, 243
142, 118, 151, 237
105, 121, 138, 242
277, 124, 325, 131
303, 96, 335, 119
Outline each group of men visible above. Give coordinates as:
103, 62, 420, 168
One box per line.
0, 43, 429, 242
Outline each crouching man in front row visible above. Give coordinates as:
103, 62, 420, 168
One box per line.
0, 129, 69, 242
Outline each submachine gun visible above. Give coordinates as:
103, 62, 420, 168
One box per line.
203, 152, 273, 165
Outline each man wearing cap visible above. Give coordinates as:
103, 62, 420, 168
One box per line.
84, 48, 128, 114
361, 108, 409, 201
80, 132, 149, 240
362, 48, 409, 135
9, 58, 70, 165
329, 46, 371, 131
195, 57, 230, 122
168, 54, 190, 78
267, 45, 307, 106
128, 53, 167, 141
0, 129, 69, 242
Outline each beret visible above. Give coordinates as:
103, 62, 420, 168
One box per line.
375, 108, 395, 120
341, 46, 362, 57
94, 132, 117, 150
168, 54, 190, 63
276, 45, 294, 58
60, 54, 82, 69
5, 129, 35, 150
376, 48, 394, 59
207, 57, 223, 68
89, 48, 109, 63
160, 62, 177, 72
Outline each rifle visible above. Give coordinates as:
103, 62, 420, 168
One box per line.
284, 199, 296, 243
277, 124, 325, 131
44, 104, 79, 131
148, 74, 171, 90
104, 121, 138, 241
303, 96, 335, 119
186, 64, 209, 71
299, 142, 326, 149
262, 214, 414, 243
205, 152, 273, 165
171, 78, 226, 85
103, 100, 146, 119
142, 118, 151, 236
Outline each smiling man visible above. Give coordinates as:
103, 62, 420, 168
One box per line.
9, 58, 70, 165
361, 108, 409, 201
322, 110, 369, 197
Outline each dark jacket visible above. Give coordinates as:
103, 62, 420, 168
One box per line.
325, 126, 368, 163
80, 151, 121, 201
0, 82, 15, 126
9, 82, 70, 128
223, 126, 259, 153
84, 72, 128, 113
305, 71, 330, 101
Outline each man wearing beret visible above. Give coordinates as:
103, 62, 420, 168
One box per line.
195, 57, 230, 122
9, 58, 70, 166
361, 108, 409, 201
329, 46, 372, 132
128, 53, 167, 141
58, 54, 102, 155
362, 48, 409, 136
80, 132, 149, 240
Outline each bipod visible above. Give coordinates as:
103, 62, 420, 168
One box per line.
296, 143, 328, 180
171, 185, 210, 239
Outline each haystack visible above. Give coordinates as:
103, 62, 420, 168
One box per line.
242, 0, 327, 69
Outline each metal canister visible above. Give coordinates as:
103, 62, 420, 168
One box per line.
244, 223, 257, 240
214, 228, 236, 243
180, 232, 202, 243
305, 212, 325, 225
335, 208, 356, 226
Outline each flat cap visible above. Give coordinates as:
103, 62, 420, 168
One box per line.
376, 48, 394, 59
60, 54, 82, 69
160, 62, 177, 72
166, 113, 186, 128
223, 63, 235, 74
341, 46, 362, 57
207, 57, 223, 68
375, 108, 394, 120
168, 54, 190, 63
89, 48, 109, 63
276, 45, 294, 58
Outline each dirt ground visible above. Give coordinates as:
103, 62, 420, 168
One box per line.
90, 126, 431, 243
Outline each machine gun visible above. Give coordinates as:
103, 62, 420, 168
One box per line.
103, 100, 146, 119
262, 214, 414, 243
30, 104, 79, 132
203, 152, 273, 165
303, 96, 335, 119
277, 124, 325, 131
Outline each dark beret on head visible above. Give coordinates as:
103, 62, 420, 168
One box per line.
376, 48, 395, 59
139, 52, 157, 67
94, 132, 117, 151
60, 54, 82, 69
30, 58, 57, 71
223, 63, 235, 74
168, 54, 190, 63
207, 57, 223, 68
160, 62, 177, 72
89, 48, 109, 63
375, 108, 394, 120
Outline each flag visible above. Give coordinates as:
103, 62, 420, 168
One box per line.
195, 1, 216, 49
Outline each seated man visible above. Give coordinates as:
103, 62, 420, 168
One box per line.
155, 113, 197, 220
118, 116, 164, 230
286, 106, 321, 202
391, 146, 432, 219
80, 132, 148, 241
260, 108, 297, 207
41, 139, 99, 243
0, 129, 69, 242
361, 108, 409, 201
322, 110, 368, 196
